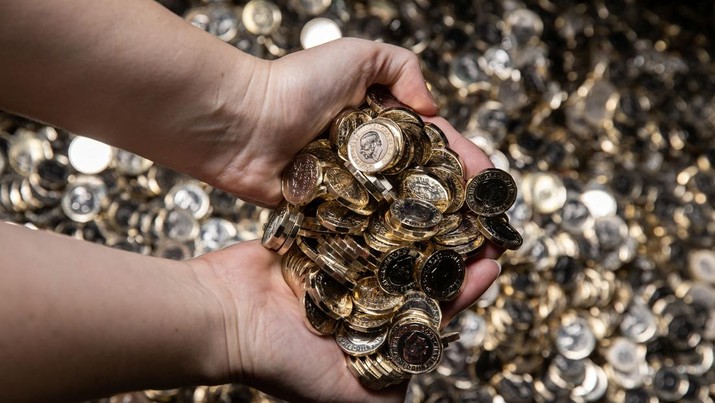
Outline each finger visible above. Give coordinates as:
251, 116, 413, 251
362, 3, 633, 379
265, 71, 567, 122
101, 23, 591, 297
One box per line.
422, 116, 494, 177
360, 40, 438, 116
440, 259, 500, 327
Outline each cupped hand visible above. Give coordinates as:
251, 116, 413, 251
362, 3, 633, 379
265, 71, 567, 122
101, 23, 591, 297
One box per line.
215, 37, 437, 207
194, 239, 499, 403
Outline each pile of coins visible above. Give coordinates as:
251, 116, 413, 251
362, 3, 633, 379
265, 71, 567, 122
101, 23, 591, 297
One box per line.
261, 86, 521, 389
2, 0, 715, 401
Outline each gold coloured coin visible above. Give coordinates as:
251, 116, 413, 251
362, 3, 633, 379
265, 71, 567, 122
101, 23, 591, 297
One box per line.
302, 293, 338, 336
388, 319, 442, 374
302, 139, 340, 165
281, 153, 324, 206
316, 201, 368, 234
427, 148, 465, 178
330, 108, 372, 160
377, 247, 420, 295
428, 166, 466, 213
347, 118, 403, 174
423, 122, 449, 149
388, 198, 442, 232
324, 166, 370, 211
353, 276, 404, 315
398, 169, 451, 213
307, 269, 353, 319
433, 212, 481, 246
335, 322, 388, 356
344, 307, 393, 332
465, 168, 517, 217
366, 85, 411, 114
475, 214, 523, 250
415, 249, 466, 301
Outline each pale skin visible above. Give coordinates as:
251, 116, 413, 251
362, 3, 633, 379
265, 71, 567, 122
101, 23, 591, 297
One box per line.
0, 1, 501, 402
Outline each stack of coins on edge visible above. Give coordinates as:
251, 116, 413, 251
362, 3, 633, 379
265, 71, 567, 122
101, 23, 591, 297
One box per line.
261, 86, 522, 389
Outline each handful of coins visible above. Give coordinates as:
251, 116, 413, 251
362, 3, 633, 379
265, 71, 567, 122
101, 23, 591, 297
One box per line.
262, 86, 522, 389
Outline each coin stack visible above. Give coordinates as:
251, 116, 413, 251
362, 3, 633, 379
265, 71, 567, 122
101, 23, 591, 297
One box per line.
261, 86, 521, 389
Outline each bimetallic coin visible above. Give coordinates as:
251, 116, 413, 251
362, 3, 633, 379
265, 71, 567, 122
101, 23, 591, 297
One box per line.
344, 307, 393, 332
398, 170, 450, 213
377, 247, 420, 295
165, 181, 211, 220
347, 118, 402, 174
315, 201, 368, 234
281, 153, 324, 206
428, 167, 466, 214
242, 0, 282, 35
353, 276, 404, 315
397, 291, 442, 329
433, 212, 481, 246
8, 129, 53, 176
114, 149, 153, 176
60, 176, 108, 223
366, 85, 410, 114
427, 148, 464, 178
302, 293, 337, 336
302, 139, 339, 165
423, 123, 449, 149
555, 316, 596, 360
335, 323, 388, 356
388, 319, 442, 374
307, 269, 353, 319
323, 167, 370, 211
434, 213, 462, 236
329, 109, 372, 160
388, 198, 442, 232
688, 249, 715, 284
197, 217, 237, 252
415, 249, 465, 301
156, 208, 200, 243
475, 214, 523, 250
465, 168, 517, 216
261, 202, 292, 251
290, 0, 332, 16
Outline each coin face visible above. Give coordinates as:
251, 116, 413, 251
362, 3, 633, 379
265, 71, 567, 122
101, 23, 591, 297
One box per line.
423, 123, 449, 149
377, 247, 419, 294
282, 153, 323, 206
309, 269, 353, 319
389, 198, 442, 231
555, 316, 596, 360
465, 168, 517, 216
324, 167, 369, 210
353, 276, 403, 315
302, 293, 337, 336
261, 202, 291, 251
399, 170, 450, 213
347, 119, 401, 174
165, 181, 211, 220
433, 212, 480, 246
60, 177, 107, 223
388, 321, 442, 374
417, 250, 465, 301
330, 109, 372, 160
398, 291, 442, 329
335, 323, 388, 356
242, 0, 282, 35
475, 214, 523, 250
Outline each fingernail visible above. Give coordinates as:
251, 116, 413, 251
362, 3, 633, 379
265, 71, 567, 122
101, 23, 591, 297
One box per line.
425, 80, 440, 112
492, 259, 502, 276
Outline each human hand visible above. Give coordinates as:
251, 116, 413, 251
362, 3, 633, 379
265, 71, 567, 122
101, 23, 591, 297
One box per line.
216, 38, 438, 207
193, 239, 500, 403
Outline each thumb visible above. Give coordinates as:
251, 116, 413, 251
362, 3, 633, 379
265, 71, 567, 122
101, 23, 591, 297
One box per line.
358, 40, 438, 116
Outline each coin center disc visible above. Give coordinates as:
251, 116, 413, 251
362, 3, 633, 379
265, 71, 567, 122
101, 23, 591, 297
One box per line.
398, 331, 434, 365
387, 254, 415, 287
427, 258, 462, 295
476, 178, 509, 205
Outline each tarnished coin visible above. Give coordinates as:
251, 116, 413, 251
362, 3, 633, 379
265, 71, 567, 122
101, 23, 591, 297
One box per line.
465, 168, 517, 216
388, 198, 442, 232
377, 247, 420, 295
335, 322, 388, 356
388, 319, 442, 374
324, 167, 370, 211
353, 276, 404, 315
347, 118, 403, 174
307, 267, 353, 319
242, 0, 282, 35
398, 169, 450, 213
282, 153, 324, 206
330, 109, 372, 160
475, 214, 523, 250
302, 293, 338, 336
415, 249, 466, 301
